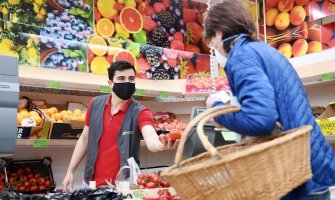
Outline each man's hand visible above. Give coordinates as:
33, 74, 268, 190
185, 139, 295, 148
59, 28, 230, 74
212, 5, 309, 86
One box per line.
160, 138, 179, 150
62, 172, 74, 192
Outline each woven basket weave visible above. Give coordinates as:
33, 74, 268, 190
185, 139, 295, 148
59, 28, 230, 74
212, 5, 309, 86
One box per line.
162, 105, 312, 200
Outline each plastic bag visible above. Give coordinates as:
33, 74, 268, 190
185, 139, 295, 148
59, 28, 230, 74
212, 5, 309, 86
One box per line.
114, 157, 141, 191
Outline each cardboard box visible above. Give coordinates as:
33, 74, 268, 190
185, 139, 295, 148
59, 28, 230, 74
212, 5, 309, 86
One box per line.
316, 102, 335, 135
17, 109, 51, 139
34, 102, 87, 139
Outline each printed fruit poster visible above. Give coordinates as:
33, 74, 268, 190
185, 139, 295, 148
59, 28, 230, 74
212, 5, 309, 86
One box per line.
261, 0, 323, 59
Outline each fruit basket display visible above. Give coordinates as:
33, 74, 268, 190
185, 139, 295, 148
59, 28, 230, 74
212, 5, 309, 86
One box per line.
186, 74, 230, 93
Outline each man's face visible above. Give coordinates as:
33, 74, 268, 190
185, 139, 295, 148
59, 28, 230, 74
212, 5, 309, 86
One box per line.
108, 69, 136, 87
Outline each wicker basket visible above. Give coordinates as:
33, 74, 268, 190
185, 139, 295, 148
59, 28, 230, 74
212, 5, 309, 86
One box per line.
161, 105, 312, 200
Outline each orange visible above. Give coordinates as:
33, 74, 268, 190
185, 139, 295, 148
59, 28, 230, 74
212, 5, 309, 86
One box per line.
53, 113, 62, 121
17, 114, 23, 126
20, 110, 29, 118
46, 109, 54, 116
29, 111, 39, 117
31, 115, 42, 126
120, 7, 143, 33
67, 110, 73, 115
89, 36, 108, 56
50, 107, 58, 113
97, 18, 115, 38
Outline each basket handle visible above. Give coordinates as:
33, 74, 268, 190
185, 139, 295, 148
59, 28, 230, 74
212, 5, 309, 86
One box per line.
175, 105, 240, 166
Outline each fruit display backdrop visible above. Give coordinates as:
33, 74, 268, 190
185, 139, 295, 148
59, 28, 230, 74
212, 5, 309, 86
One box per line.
0, 21, 41, 66
261, 0, 326, 59
0, 0, 47, 27
308, 0, 335, 49
42, 0, 94, 42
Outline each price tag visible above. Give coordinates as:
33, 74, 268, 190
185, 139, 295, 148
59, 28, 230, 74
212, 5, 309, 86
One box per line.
48, 81, 62, 89
321, 73, 335, 81
33, 139, 48, 148
100, 86, 111, 93
160, 91, 169, 97
134, 89, 145, 96
132, 190, 144, 198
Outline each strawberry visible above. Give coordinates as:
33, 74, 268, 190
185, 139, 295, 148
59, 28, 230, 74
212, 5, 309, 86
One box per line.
136, 0, 142, 3
167, 58, 178, 67
195, 54, 210, 72
197, 12, 204, 25
170, 40, 185, 51
114, 2, 124, 11
185, 44, 200, 53
144, 16, 157, 32
163, 0, 170, 9
179, 58, 196, 78
138, 58, 151, 71
113, 15, 120, 23
145, 5, 154, 16
183, 9, 198, 23
183, 0, 189, 9
164, 48, 178, 59
186, 22, 203, 45
173, 32, 183, 41
201, 38, 211, 54
88, 49, 95, 63
178, 50, 194, 60
94, 7, 101, 22
154, 2, 165, 14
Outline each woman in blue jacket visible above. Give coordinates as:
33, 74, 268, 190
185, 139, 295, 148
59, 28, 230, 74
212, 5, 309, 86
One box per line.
204, 0, 335, 199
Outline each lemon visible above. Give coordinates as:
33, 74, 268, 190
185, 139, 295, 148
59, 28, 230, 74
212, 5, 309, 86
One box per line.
40, 8, 46, 15
89, 36, 108, 56
33, 5, 39, 13
96, 18, 115, 38
37, 13, 44, 20
27, 38, 33, 47
125, 0, 136, 8
33, 38, 40, 45
9, 0, 20, 5
34, 0, 43, 5
28, 47, 38, 59
1, 38, 14, 48
97, 0, 117, 19
90, 56, 110, 74
2, 7, 8, 15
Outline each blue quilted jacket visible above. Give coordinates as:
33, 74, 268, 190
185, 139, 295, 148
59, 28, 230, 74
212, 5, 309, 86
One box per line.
213, 37, 335, 199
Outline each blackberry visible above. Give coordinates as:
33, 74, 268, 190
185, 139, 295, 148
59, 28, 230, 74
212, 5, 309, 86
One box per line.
153, 69, 170, 80
144, 48, 160, 65
162, 40, 170, 48
151, 27, 165, 46
157, 11, 175, 28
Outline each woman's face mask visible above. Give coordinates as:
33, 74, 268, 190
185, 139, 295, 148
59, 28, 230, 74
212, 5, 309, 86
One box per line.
214, 49, 227, 68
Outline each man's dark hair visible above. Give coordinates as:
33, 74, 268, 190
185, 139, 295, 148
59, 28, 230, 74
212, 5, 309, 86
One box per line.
203, 0, 258, 53
108, 61, 136, 81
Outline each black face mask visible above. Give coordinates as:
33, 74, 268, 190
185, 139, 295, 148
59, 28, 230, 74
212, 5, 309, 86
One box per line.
112, 82, 136, 100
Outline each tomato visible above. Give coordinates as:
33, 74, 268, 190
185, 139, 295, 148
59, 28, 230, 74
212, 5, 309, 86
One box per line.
24, 167, 32, 174
138, 174, 145, 179
0, 185, 4, 191
34, 173, 42, 179
17, 168, 24, 175
145, 182, 157, 189
44, 179, 51, 188
147, 173, 156, 180
137, 178, 147, 186
39, 185, 46, 191
151, 176, 160, 184
20, 175, 27, 182
0, 181, 5, 187
28, 173, 34, 179
30, 178, 36, 183
9, 177, 16, 184
18, 186, 26, 192
24, 181, 30, 188
37, 177, 45, 185
138, 184, 146, 189
0, 172, 5, 180
169, 130, 181, 141
10, 173, 17, 178
160, 179, 170, 188
30, 185, 38, 191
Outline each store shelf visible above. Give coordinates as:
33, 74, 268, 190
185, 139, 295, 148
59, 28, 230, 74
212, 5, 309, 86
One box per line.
16, 139, 147, 147
289, 48, 335, 84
